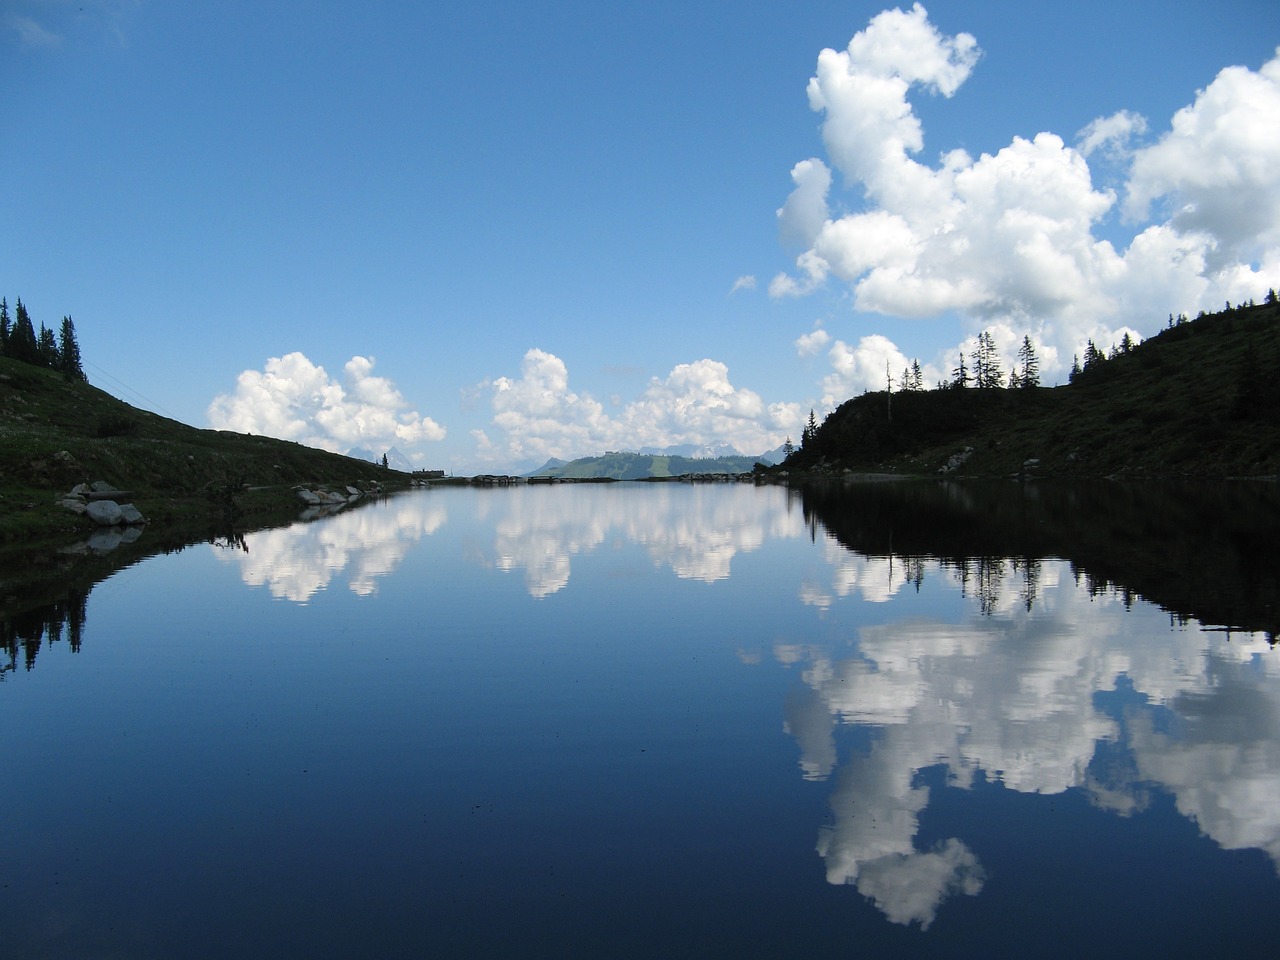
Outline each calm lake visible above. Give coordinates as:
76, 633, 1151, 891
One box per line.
3, 479, 1279, 958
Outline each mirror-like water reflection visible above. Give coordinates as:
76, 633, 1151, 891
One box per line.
3, 481, 1278, 957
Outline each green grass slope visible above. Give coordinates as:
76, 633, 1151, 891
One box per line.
0, 357, 405, 540
782, 299, 1280, 478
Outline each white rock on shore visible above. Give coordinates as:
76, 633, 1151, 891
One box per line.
56, 481, 147, 526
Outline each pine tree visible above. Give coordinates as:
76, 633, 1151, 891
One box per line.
0, 297, 9, 354
1083, 339, 1105, 369
37, 324, 58, 368
910, 360, 923, 391
951, 352, 969, 388
1016, 335, 1040, 388
970, 337, 986, 388
58, 315, 85, 381
987, 334, 1004, 388
8, 298, 39, 364
802, 409, 818, 447
973, 330, 1003, 388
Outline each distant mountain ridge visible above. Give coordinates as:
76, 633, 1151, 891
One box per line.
635, 441, 747, 459
527, 448, 779, 480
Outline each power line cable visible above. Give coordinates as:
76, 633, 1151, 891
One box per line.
83, 360, 180, 421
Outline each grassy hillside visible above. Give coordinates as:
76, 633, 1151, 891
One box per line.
0, 357, 407, 542
530, 451, 767, 480
782, 299, 1280, 478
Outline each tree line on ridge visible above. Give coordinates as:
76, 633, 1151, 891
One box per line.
0, 296, 85, 381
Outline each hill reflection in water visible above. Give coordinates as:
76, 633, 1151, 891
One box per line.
2, 480, 1279, 955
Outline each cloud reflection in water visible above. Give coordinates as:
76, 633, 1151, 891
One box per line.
779, 552, 1280, 926
213, 496, 447, 602
484, 484, 807, 596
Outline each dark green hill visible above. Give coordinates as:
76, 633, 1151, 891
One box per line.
0, 357, 406, 541
529, 451, 767, 480
782, 299, 1280, 479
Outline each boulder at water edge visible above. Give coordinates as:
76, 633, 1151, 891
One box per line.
86, 500, 124, 526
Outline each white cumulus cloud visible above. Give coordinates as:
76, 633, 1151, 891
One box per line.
1125, 50, 1280, 265
1077, 109, 1148, 159
794, 326, 831, 359
476, 349, 801, 466
774, 9, 1280, 393
208, 352, 445, 455
815, 333, 958, 405
777, 158, 833, 249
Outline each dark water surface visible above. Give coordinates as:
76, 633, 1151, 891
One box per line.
3, 481, 1279, 958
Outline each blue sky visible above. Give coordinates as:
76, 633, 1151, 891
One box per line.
4, 0, 1279, 472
